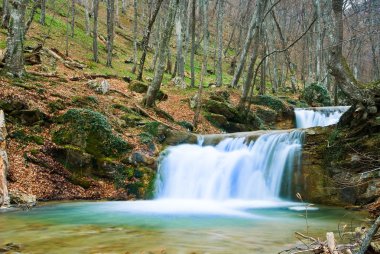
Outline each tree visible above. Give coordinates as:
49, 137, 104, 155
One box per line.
328, 0, 376, 124
106, 0, 115, 67
3, 0, 27, 77
215, 0, 225, 87
143, 0, 179, 107
193, 0, 209, 128
40, 0, 46, 25
93, 0, 99, 62
131, 0, 138, 73
1, 0, 10, 28
190, 0, 196, 87
71, 0, 75, 37
173, 0, 186, 88
137, 0, 164, 81
230, 0, 269, 88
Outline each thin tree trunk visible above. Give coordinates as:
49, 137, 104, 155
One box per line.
193, 0, 208, 128
84, 0, 90, 34
137, 0, 164, 81
174, 0, 185, 88
40, 0, 46, 25
144, 0, 179, 107
106, 0, 115, 67
121, 0, 126, 14
93, 0, 99, 62
313, 0, 322, 82
190, 0, 196, 87
71, 0, 75, 37
115, 0, 119, 26
230, 0, 268, 88
4, 0, 26, 77
131, 0, 138, 73
215, 0, 224, 87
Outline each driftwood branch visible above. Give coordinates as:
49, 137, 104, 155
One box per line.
356, 215, 380, 254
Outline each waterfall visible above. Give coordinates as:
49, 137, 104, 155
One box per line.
295, 106, 350, 128
155, 130, 304, 201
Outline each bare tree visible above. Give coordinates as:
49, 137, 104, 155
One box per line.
215, 0, 225, 87
137, 0, 164, 81
193, 0, 209, 128
173, 0, 186, 88
1, 0, 10, 27
93, 0, 99, 62
106, 0, 115, 67
40, 0, 46, 25
190, 0, 196, 87
131, 0, 138, 73
71, 0, 75, 37
143, 0, 179, 107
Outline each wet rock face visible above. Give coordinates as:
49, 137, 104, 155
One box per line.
298, 126, 380, 207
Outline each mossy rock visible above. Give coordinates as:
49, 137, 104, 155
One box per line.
53, 109, 131, 158
250, 95, 293, 116
129, 80, 148, 93
254, 106, 277, 123
71, 96, 98, 108
128, 80, 167, 101
204, 112, 228, 129
125, 166, 156, 199
0, 97, 27, 113
10, 130, 44, 145
120, 113, 144, 127
177, 121, 194, 131
204, 100, 243, 122
10, 109, 49, 125
302, 83, 332, 106
48, 99, 66, 113
209, 90, 230, 103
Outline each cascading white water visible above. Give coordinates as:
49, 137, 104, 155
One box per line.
295, 106, 350, 128
155, 130, 304, 201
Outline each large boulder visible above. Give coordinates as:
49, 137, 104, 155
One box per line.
204, 100, 242, 122
302, 83, 332, 106
9, 189, 37, 207
53, 109, 131, 158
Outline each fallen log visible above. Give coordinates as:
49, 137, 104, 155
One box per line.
356, 215, 380, 254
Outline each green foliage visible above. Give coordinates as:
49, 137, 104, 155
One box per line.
302, 83, 332, 106
71, 96, 98, 107
53, 108, 130, 158
48, 99, 66, 113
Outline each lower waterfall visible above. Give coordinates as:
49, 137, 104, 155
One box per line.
155, 130, 304, 201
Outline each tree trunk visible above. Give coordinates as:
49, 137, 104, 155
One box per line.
40, 0, 46, 25
190, 0, 196, 87
106, 0, 115, 67
230, 0, 268, 88
1, 0, 10, 28
328, 0, 376, 123
121, 0, 126, 14
215, 0, 224, 87
93, 0, 99, 62
3, 0, 26, 77
71, 0, 75, 37
193, 0, 208, 129
84, 0, 90, 34
137, 0, 164, 81
174, 0, 185, 88
131, 0, 138, 73
143, 0, 178, 107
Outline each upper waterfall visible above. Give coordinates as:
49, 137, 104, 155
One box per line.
155, 130, 304, 201
295, 106, 350, 128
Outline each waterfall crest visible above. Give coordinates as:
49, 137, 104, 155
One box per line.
295, 106, 350, 128
155, 130, 304, 201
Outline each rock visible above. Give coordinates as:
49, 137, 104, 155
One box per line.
53, 109, 131, 158
0, 97, 28, 113
9, 189, 36, 207
129, 80, 168, 101
190, 94, 198, 109
122, 76, 132, 83
120, 113, 144, 127
129, 80, 148, 93
204, 113, 228, 129
254, 106, 277, 123
302, 83, 332, 106
129, 151, 155, 166
158, 127, 198, 145
95, 159, 125, 179
11, 109, 48, 125
204, 100, 242, 122
250, 95, 294, 117
88, 80, 110, 94
126, 166, 156, 199
0, 111, 9, 207
0, 242, 23, 252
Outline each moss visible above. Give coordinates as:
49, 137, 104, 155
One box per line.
250, 95, 292, 114
125, 167, 156, 199
177, 121, 194, 131
68, 174, 92, 189
10, 130, 44, 145
48, 99, 66, 113
53, 108, 131, 158
302, 83, 332, 106
121, 113, 143, 127
71, 96, 98, 107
